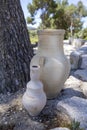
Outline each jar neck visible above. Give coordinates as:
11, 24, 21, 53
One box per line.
38, 35, 64, 56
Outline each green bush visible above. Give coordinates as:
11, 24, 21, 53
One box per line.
28, 29, 38, 44
82, 28, 87, 40
69, 119, 84, 130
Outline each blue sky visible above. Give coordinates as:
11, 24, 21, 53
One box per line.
20, 0, 87, 28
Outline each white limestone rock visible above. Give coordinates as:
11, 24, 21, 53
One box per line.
80, 82, 87, 97
50, 127, 70, 130
70, 51, 81, 69
72, 38, 84, 49
74, 69, 87, 81
65, 76, 81, 88
80, 54, 87, 69
57, 96, 87, 129
77, 44, 87, 55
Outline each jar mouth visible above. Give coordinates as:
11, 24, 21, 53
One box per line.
30, 65, 40, 70
37, 29, 65, 35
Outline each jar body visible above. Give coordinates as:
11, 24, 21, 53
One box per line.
22, 66, 46, 116
30, 29, 70, 99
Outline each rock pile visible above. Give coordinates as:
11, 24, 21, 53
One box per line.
70, 42, 87, 82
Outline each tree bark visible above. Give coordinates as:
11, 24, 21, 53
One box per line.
0, 0, 33, 93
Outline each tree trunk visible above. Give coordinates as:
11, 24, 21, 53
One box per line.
0, 0, 33, 93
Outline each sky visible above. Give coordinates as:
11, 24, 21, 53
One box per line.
20, 0, 87, 28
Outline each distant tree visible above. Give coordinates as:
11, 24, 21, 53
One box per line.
0, 0, 33, 93
67, 1, 87, 36
77, 1, 87, 18
27, 0, 57, 29
29, 29, 38, 43
50, 0, 70, 30
27, 0, 87, 38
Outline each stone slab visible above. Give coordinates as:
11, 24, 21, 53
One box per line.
70, 51, 81, 69
57, 96, 87, 129
74, 69, 87, 81
80, 54, 87, 69
80, 82, 87, 97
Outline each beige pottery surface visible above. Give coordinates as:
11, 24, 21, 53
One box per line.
30, 29, 70, 99
22, 66, 46, 116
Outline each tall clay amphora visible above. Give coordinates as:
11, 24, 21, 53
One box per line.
30, 29, 70, 99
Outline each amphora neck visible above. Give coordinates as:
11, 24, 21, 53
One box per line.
37, 29, 65, 56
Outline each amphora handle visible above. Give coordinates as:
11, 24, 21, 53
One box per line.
39, 56, 45, 67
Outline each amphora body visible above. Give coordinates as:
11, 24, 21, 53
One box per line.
30, 29, 70, 99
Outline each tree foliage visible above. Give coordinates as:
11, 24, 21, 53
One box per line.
82, 28, 87, 40
29, 29, 38, 43
27, 0, 87, 38
27, 0, 57, 28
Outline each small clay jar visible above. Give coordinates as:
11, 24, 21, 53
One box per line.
22, 65, 46, 116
